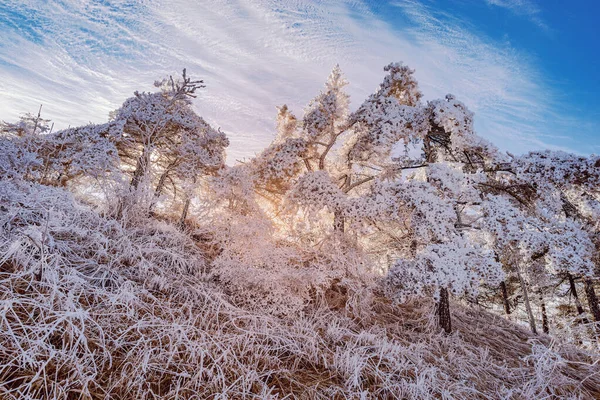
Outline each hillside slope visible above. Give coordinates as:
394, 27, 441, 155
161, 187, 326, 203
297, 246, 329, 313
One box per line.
0, 180, 599, 399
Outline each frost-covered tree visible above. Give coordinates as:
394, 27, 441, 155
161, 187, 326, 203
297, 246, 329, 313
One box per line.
383, 164, 502, 333
482, 195, 551, 334
1, 115, 119, 188
270, 62, 428, 235
509, 151, 600, 333
109, 70, 207, 189
251, 62, 506, 332
0, 105, 52, 138
106, 70, 228, 219
480, 184, 596, 337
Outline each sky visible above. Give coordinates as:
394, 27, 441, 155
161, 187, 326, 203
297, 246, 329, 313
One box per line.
0, 0, 598, 162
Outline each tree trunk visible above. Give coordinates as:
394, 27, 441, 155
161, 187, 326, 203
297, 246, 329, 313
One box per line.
436, 287, 452, 334
568, 273, 586, 316
149, 170, 170, 213
584, 279, 600, 323
539, 292, 549, 334
154, 170, 169, 199
568, 273, 593, 346
178, 198, 191, 230
500, 281, 511, 315
130, 156, 145, 189
424, 134, 436, 163
584, 279, 600, 341
517, 270, 537, 334
566, 273, 593, 344
32, 104, 42, 135
130, 147, 151, 190
333, 209, 344, 233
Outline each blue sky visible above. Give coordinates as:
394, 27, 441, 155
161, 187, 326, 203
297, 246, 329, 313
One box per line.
0, 0, 598, 161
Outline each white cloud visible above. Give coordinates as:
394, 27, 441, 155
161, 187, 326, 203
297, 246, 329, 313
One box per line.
0, 0, 585, 162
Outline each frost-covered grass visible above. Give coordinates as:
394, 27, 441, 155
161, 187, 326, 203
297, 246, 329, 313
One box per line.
1, 180, 599, 399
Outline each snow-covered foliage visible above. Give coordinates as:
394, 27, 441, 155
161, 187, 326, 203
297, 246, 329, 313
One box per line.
286, 170, 346, 216
0, 123, 120, 186
427, 162, 485, 201
425, 95, 499, 165
482, 191, 595, 279
205, 212, 364, 316
209, 164, 259, 215
387, 236, 503, 301
0, 108, 52, 137
303, 64, 350, 143
252, 137, 308, 192
512, 150, 600, 192
544, 219, 595, 277
483, 195, 548, 261
0, 186, 597, 398
1, 62, 600, 398
0, 137, 41, 179
346, 63, 427, 164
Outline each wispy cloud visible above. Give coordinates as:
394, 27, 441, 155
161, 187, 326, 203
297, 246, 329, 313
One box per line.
0, 0, 588, 162
485, 0, 548, 31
